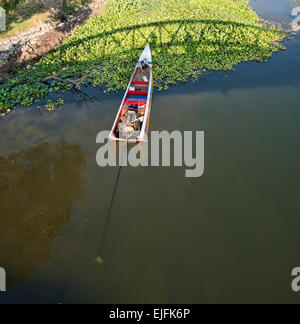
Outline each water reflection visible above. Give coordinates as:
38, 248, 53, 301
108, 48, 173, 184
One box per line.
0, 141, 86, 287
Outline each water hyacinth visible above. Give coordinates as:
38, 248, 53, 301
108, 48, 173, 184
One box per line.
0, 0, 288, 113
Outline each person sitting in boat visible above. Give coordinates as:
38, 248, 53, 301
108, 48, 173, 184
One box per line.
135, 60, 150, 82
141, 59, 150, 71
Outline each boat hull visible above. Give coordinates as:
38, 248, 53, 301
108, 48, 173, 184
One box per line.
109, 44, 153, 143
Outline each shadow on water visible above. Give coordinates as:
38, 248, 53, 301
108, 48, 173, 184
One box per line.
0, 140, 86, 289
4, 12, 293, 113
10, 17, 289, 107
54, 18, 281, 63
56, 164, 122, 304
59, 18, 276, 49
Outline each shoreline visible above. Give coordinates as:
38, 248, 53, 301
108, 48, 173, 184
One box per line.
0, 0, 288, 115
0, 0, 108, 83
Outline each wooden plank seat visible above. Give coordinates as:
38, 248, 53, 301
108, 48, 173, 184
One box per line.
128, 90, 148, 96
131, 81, 149, 85
124, 100, 147, 106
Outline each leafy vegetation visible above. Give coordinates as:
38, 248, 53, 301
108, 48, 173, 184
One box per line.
0, 0, 47, 40
0, 0, 288, 114
0, 0, 89, 13
44, 98, 64, 111
0, 0, 92, 40
0, 0, 24, 13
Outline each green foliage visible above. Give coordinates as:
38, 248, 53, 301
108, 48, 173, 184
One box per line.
0, 0, 24, 13
0, 0, 288, 113
45, 98, 64, 111
61, 0, 91, 14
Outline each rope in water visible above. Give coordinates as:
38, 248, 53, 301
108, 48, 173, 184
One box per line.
98, 166, 123, 258
57, 166, 123, 304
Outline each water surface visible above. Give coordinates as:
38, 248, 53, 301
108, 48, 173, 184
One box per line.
0, 0, 300, 304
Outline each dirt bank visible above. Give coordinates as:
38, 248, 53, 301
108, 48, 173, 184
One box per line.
0, 0, 107, 83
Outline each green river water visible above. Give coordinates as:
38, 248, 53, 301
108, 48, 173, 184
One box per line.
0, 0, 300, 303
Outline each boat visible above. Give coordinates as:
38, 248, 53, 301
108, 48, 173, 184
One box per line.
109, 44, 153, 143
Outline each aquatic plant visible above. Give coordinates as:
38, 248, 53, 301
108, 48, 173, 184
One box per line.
0, 0, 288, 113
45, 98, 64, 111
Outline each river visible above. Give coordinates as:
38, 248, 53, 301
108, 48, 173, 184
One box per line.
0, 0, 300, 303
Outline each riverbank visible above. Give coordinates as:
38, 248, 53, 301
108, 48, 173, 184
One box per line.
0, 0, 288, 115
0, 0, 107, 82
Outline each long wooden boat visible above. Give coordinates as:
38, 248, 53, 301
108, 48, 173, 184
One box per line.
109, 44, 153, 143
